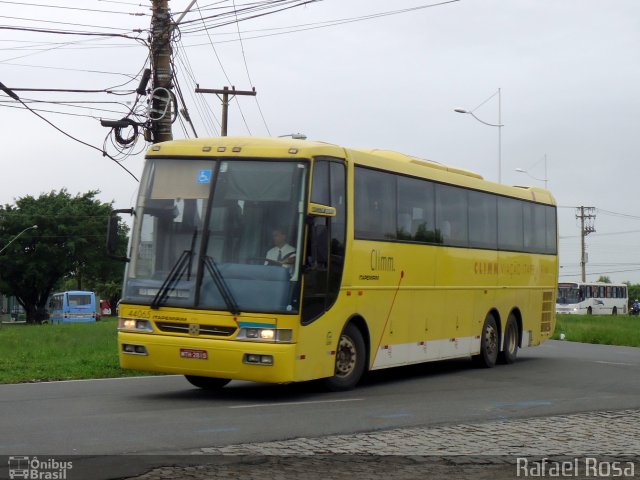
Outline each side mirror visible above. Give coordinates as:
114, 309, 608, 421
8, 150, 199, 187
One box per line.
107, 208, 134, 262
307, 202, 336, 217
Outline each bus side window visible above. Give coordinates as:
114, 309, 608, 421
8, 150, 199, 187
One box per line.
306, 218, 329, 269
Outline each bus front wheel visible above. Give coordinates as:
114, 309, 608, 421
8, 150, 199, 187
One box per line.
184, 375, 231, 390
324, 323, 366, 391
587, 307, 593, 315
473, 315, 499, 368
498, 314, 519, 365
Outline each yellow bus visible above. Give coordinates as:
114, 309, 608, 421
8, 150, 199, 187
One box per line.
112, 137, 557, 391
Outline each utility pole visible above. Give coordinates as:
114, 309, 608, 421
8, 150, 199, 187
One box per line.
195, 86, 256, 136
576, 206, 596, 282
150, 0, 173, 143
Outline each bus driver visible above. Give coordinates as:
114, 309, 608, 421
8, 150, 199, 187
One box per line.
264, 227, 296, 270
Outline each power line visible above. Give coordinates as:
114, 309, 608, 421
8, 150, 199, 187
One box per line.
0, 102, 129, 120
178, 0, 312, 28
0, 40, 145, 49
560, 268, 640, 277
0, 0, 148, 16
0, 14, 141, 32
0, 82, 139, 182
0, 30, 144, 64
171, 60, 199, 138
231, 0, 271, 135
179, 1, 459, 38
173, 43, 220, 135
1, 62, 139, 79
192, 1, 252, 135
560, 229, 640, 239
597, 208, 640, 220
97, 0, 145, 6
7, 87, 135, 94
0, 25, 145, 40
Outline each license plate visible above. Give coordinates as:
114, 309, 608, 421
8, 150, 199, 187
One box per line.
180, 348, 208, 360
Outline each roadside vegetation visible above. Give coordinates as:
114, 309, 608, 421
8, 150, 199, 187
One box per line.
0, 317, 150, 384
1, 314, 638, 384
0, 189, 128, 324
553, 313, 640, 347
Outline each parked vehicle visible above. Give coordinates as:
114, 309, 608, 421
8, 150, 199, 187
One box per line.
48, 291, 97, 324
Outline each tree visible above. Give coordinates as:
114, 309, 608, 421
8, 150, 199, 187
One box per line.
596, 276, 611, 283
628, 283, 640, 306
0, 190, 128, 324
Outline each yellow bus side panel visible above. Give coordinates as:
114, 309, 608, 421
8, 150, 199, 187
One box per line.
343, 239, 556, 370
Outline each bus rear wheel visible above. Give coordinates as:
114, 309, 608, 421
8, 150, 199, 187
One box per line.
612, 307, 617, 316
587, 307, 593, 315
324, 323, 366, 391
473, 315, 499, 368
184, 375, 231, 390
498, 314, 519, 364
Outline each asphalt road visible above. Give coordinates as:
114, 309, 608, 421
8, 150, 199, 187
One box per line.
1, 340, 639, 457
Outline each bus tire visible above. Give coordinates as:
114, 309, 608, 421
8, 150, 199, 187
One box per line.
473, 314, 499, 368
324, 323, 366, 391
184, 375, 231, 390
498, 314, 518, 365
612, 307, 617, 316
587, 307, 592, 315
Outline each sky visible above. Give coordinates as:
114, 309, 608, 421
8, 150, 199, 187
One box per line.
2, 0, 640, 283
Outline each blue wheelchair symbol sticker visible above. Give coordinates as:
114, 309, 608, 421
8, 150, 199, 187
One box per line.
197, 169, 212, 184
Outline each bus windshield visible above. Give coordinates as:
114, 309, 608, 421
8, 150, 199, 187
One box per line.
123, 157, 308, 313
557, 284, 581, 305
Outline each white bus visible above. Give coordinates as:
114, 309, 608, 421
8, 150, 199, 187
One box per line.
556, 282, 628, 315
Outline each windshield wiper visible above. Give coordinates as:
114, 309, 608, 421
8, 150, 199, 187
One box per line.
150, 230, 199, 309
202, 255, 240, 315
150, 249, 192, 309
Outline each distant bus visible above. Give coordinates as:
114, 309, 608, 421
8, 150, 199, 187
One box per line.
48, 291, 98, 323
556, 282, 628, 315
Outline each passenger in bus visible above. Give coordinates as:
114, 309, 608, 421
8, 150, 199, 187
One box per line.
264, 227, 296, 270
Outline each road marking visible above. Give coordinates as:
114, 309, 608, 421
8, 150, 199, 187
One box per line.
1, 375, 176, 385
376, 413, 412, 419
594, 361, 636, 366
195, 427, 239, 433
489, 400, 554, 411
229, 398, 364, 409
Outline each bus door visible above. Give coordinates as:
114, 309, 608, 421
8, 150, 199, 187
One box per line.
301, 158, 346, 324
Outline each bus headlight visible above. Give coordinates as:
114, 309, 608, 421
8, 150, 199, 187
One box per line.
237, 328, 292, 343
260, 329, 275, 340
118, 318, 153, 332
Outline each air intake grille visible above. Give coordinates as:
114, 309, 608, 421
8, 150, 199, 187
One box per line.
541, 291, 554, 333
155, 322, 236, 337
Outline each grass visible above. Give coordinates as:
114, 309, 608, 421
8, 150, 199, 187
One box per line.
1, 313, 638, 385
0, 317, 151, 384
553, 313, 640, 347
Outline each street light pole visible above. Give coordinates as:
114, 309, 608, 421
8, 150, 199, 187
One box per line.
278, 133, 307, 139
516, 153, 548, 189
0, 225, 38, 255
454, 88, 503, 183
498, 87, 501, 184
